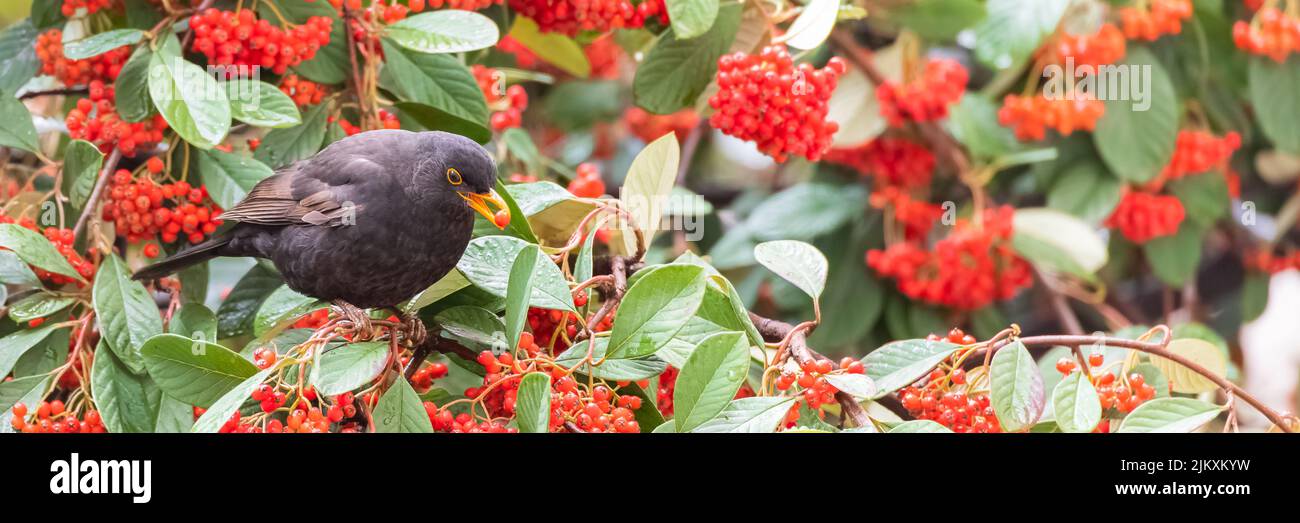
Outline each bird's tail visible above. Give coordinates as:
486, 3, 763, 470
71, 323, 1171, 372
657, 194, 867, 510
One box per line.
132, 235, 231, 281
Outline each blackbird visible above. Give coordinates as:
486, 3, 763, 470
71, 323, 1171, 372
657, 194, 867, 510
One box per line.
133, 130, 508, 338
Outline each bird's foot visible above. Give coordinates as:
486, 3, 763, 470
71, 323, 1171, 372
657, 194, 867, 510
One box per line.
331, 300, 375, 340
397, 313, 428, 347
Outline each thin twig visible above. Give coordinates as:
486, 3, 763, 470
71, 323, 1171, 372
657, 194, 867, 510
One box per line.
73, 148, 121, 240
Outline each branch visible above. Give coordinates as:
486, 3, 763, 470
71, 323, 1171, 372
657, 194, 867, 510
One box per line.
73, 148, 122, 239
748, 312, 871, 429
19, 87, 87, 100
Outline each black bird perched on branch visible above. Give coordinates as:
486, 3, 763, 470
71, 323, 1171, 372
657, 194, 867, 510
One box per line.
133, 129, 508, 339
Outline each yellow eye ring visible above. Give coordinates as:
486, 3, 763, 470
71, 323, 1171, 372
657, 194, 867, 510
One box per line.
447, 168, 463, 185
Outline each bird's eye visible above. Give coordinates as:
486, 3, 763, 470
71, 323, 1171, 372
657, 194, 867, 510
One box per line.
446, 168, 463, 186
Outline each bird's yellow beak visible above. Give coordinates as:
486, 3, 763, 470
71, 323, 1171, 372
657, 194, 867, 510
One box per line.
460, 189, 510, 229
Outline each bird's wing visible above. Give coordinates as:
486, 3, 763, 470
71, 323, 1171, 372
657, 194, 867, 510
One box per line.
221, 151, 388, 227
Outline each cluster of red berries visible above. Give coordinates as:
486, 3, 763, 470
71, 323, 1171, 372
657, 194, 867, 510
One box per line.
332, 110, 402, 136
189, 9, 333, 75
1234, 7, 1300, 62
825, 137, 935, 190
425, 407, 517, 432
1055, 354, 1158, 418
1045, 23, 1126, 67
508, 0, 646, 35
526, 300, 607, 350
774, 357, 865, 428
35, 29, 131, 86
1244, 249, 1300, 274
101, 162, 224, 245
868, 186, 944, 241
10, 401, 106, 433
1119, 0, 1193, 41
1160, 130, 1241, 181
61, 0, 116, 16
1104, 190, 1185, 244
876, 58, 968, 128
251, 346, 278, 369
290, 308, 330, 330
66, 81, 169, 157
708, 48, 846, 162
623, 107, 698, 144
997, 94, 1105, 142
0, 216, 96, 285
585, 35, 625, 79
471, 65, 529, 131
867, 206, 1032, 310
250, 383, 287, 413
408, 360, 448, 391
279, 74, 327, 107
896, 329, 1001, 432
566, 162, 606, 198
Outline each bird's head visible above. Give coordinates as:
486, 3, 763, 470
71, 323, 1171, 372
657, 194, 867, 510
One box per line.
417, 131, 510, 229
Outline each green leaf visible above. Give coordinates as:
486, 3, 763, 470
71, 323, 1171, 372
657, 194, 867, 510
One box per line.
607, 264, 708, 359
514, 372, 551, 433
62, 139, 103, 213
1149, 338, 1227, 394
404, 270, 471, 315
989, 340, 1045, 432
192, 367, 274, 432
0, 224, 83, 281
618, 132, 681, 255
555, 338, 669, 381
114, 46, 153, 122
1168, 172, 1228, 228
0, 323, 58, 377
62, 28, 143, 60
782, 0, 837, 50
1052, 371, 1101, 433
0, 374, 49, 415
225, 80, 302, 128
312, 342, 389, 396
1242, 272, 1270, 322
674, 332, 749, 432
91, 341, 161, 433
894, 0, 986, 41
93, 254, 163, 374
666, 0, 720, 40
253, 285, 322, 337
456, 236, 575, 312
947, 93, 1021, 160
385, 10, 499, 54
1047, 160, 1121, 223
1142, 223, 1204, 287
169, 302, 217, 342
504, 17, 590, 78
255, 102, 329, 168
140, 333, 259, 408
0, 21, 40, 94
753, 240, 827, 302
1094, 47, 1180, 183
745, 183, 868, 242
374, 377, 434, 433
154, 395, 194, 433
7, 292, 74, 323
1249, 56, 1300, 155
0, 93, 38, 153
504, 244, 539, 352
196, 148, 275, 211
0, 251, 38, 286
823, 373, 877, 399
1117, 397, 1223, 433
380, 39, 490, 143
1012, 207, 1108, 279
217, 262, 283, 338
633, 2, 741, 114
148, 47, 230, 149
434, 305, 507, 352
973, 0, 1069, 69
888, 420, 954, 433
863, 338, 960, 397
692, 396, 796, 433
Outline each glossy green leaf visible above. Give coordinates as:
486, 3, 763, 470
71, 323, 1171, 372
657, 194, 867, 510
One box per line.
114, 46, 153, 122
863, 338, 960, 397
607, 264, 708, 359
666, 0, 720, 39
0, 94, 38, 153
692, 396, 796, 433
1117, 397, 1223, 433
633, 2, 741, 114
140, 333, 259, 408
456, 236, 574, 312
514, 372, 551, 433
313, 342, 389, 396
1094, 47, 1180, 183
253, 285, 322, 337
504, 244, 539, 352
990, 340, 1045, 432
380, 39, 490, 143
192, 367, 274, 432
385, 10, 499, 54
91, 341, 161, 433
674, 332, 749, 432
255, 102, 329, 168
1051, 371, 1101, 433
93, 254, 163, 374
62, 28, 142, 60
0, 323, 58, 378
753, 240, 828, 302
374, 377, 434, 433
888, 420, 954, 433
148, 47, 230, 149
225, 80, 302, 128
196, 148, 275, 211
